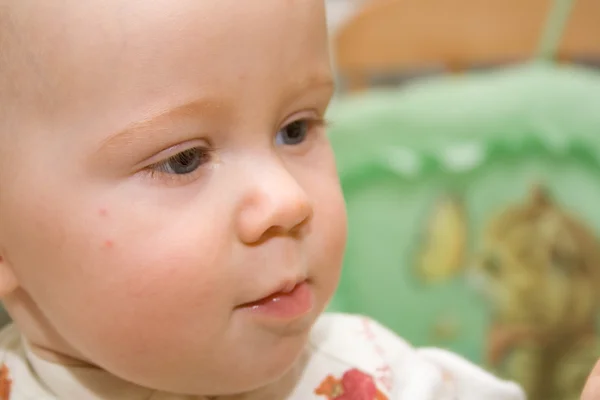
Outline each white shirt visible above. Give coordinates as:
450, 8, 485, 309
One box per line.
0, 313, 525, 399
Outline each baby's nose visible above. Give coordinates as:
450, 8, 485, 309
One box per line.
235, 164, 313, 244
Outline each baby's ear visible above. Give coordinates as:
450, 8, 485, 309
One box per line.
0, 256, 18, 297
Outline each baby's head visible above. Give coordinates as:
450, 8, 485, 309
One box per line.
0, 0, 347, 396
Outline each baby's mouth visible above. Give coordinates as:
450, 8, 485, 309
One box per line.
237, 280, 314, 321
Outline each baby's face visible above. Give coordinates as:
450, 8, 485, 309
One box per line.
0, 0, 346, 395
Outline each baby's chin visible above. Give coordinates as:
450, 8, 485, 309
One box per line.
101, 326, 312, 396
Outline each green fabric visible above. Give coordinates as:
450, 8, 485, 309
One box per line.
326, 63, 600, 364
329, 63, 600, 180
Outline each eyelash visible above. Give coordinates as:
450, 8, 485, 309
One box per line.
144, 147, 214, 185
143, 116, 328, 185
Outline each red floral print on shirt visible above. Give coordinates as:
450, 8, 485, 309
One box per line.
0, 364, 11, 400
315, 368, 388, 400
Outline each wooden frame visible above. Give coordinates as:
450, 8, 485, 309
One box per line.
334, 0, 600, 91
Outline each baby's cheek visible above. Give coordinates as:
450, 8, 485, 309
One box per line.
65, 207, 226, 309
66, 235, 235, 366
310, 175, 347, 297
97, 238, 230, 318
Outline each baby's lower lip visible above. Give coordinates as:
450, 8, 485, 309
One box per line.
238, 281, 314, 321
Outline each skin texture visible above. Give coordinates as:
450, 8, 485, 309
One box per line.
583, 361, 600, 400
0, 0, 347, 398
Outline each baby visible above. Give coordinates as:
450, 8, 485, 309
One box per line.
0, 0, 525, 399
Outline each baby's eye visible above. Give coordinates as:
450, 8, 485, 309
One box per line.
275, 119, 310, 146
151, 147, 211, 175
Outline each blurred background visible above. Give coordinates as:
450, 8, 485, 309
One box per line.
323, 1, 600, 399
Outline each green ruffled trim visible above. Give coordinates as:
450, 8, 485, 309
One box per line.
327, 64, 600, 193
339, 132, 600, 193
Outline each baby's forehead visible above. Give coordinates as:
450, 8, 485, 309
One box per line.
0, 1, 56, 102
1, 0, 330, 139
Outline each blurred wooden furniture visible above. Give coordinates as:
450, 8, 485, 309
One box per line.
559, 0, 600, 62
334, 0, 600, 91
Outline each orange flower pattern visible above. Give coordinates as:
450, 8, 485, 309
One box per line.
315, 368, 388, 400
0, 364, 11, 400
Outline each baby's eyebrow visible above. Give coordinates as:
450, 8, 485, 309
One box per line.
90, 72, 333, 161
283, 73, 335, 105
95, 98, 231, 153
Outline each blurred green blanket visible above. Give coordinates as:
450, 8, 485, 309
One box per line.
326, 63, 600, 366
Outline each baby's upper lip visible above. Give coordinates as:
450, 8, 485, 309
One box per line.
238, 275, 308, 307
